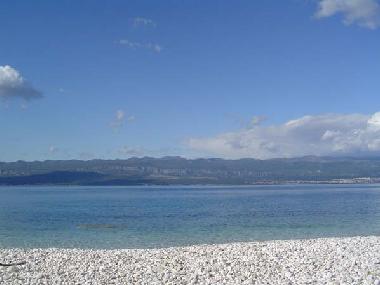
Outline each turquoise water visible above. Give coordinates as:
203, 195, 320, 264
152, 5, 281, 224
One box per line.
0, 184, 380, 249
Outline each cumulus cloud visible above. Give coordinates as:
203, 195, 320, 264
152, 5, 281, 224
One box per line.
131, 17, 156, 28
315, 0, 380, 29
110, 109, 135, 130
119, 39, 162, 53
187, 112, 380, 159
0, 65, 42, 100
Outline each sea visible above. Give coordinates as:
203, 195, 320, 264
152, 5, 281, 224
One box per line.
0, 184, 379, 249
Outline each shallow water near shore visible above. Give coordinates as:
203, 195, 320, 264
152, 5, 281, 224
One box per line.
0, 184, 380, 249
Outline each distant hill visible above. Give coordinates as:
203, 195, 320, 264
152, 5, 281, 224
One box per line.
1, 156, 380, 185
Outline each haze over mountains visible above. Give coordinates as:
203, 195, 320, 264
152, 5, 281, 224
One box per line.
1, 156, 380, 185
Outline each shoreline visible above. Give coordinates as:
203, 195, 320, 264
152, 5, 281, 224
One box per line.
2, 182, 380, 187
1, 236, 380, 284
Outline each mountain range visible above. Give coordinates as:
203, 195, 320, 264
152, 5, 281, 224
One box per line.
1, 156, 380, 185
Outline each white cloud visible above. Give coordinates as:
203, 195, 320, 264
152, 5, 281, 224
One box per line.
187, 112, 380, 159
117, 146, 147, 157
0, 65, 42, 100
48, 146, 59, 154
116, 109, 125, 121
110, 109, 125, 129
315, 0, 380, 29
131, 17, 156, 28
226, 114, 267, 129
249, 115, 267, 128
116, 145, 185, 158
110, 109, 135, 130
127, 115, 135, 122
119, 39, 162, 53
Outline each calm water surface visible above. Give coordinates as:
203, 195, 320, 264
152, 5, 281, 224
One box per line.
0, 184, 380, 248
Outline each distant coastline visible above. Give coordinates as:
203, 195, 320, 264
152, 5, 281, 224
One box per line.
0, 176, 379, 186
1, 156, 380, 186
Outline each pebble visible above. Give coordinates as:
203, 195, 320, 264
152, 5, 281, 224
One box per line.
0, 236, 379, 284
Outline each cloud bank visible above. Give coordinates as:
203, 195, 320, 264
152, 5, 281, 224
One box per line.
315, 0, 380, 29
0, 65, 42, 100
187, 112, 380, 159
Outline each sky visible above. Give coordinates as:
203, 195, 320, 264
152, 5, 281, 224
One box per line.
1, 0, 380, 161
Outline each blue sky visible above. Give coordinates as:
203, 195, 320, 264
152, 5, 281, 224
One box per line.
1, 0, 380, 161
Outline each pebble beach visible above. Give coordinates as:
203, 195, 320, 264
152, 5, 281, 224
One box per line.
1, 236, 380, 285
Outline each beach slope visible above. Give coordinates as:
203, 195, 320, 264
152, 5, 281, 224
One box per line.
1, 236, 380, 284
